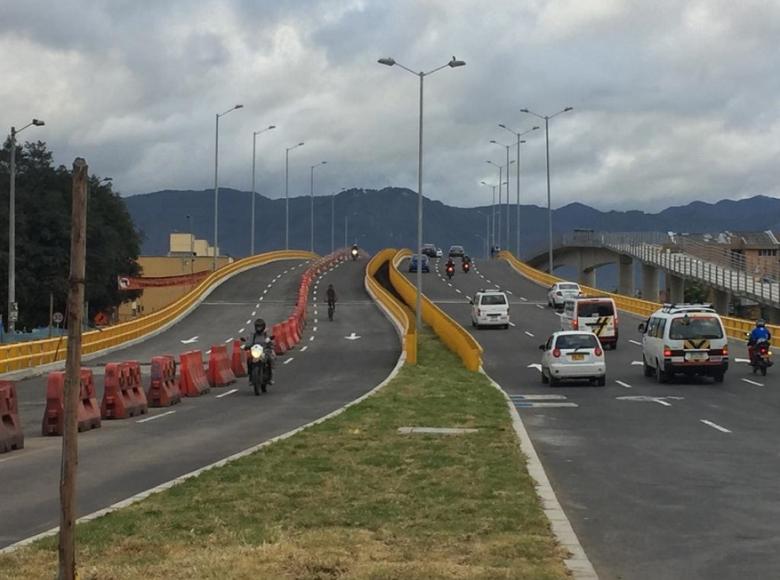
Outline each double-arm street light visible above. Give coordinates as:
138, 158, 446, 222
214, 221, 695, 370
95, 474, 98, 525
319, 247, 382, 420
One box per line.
489, 139, 512, 250
480, 180, 496, 251
309, 161, 327, 253
7, 118, 45, 333
378, 55, 466, 343
284, 142, 305, 250
250, 124, 276, 255
520, 107, 573, 273
213, 104, 243, 270
498, 123, 539, 257
486, 159, 514, 251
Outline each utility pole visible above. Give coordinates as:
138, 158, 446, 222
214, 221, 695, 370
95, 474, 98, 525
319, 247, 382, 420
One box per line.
58, 158, 88, 580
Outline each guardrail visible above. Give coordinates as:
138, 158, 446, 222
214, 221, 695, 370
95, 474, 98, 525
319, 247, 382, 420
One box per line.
365, 249, 417, 364
500, 250, 780, 348
389, 249, 482, 371
0, 250, 317, 375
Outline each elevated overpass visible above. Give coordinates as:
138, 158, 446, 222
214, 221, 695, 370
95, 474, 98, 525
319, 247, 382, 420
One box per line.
527, 231, 780, 322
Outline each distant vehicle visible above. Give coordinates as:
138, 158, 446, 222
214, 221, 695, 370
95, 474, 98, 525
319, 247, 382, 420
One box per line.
470, 289, 509, 329
435, 247, 443, 258
638, 303, 728, 383
548, 282, 581, 309
408, 254, 430, 273
448, 245, 465, 258
539, 331, 606, 386
421, 244, 437, 258
560, 297, 619, 349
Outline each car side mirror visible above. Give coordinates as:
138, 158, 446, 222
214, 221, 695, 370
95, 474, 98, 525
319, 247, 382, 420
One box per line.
539, 344, 546, 351
637, 322, 646, 333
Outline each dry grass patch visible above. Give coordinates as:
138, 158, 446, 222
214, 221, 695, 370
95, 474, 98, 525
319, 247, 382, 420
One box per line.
0, 331, 568, 579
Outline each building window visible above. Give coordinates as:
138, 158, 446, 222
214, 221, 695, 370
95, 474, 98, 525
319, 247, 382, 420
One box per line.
758, 249, 777, 257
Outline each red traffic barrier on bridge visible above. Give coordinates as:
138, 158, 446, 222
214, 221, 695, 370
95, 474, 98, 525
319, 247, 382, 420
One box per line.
125, 361, 149, 415
101, 361, 148, 419
42, 369, 101, 436
179, 350, 210, 397
148, 355, 182, 407
231, 340, 248, 378
208, 345, 236, 388
0, 381, 24, 453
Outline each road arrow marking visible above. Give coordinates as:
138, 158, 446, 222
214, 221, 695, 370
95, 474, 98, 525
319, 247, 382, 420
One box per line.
180, 336, 199, 344
345, 332, 362, 340
527, 363, 542, 372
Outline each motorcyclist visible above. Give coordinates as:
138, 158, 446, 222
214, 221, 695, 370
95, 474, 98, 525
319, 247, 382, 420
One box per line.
747, 319, 772, 364
445, 257, 455, 277
462, 255, 472, 265
247, 318, 273, 384
351, 244, 359, 260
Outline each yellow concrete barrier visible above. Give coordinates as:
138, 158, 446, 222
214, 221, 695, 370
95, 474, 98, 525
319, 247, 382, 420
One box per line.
365, 249, 417, 364
0, 250, 317, 374
389, 249, 482, 371
500, 250, 780, 348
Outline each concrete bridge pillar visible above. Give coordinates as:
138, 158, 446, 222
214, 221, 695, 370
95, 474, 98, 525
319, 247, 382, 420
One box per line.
764, 306, 780, 326
668, 274, 685, 304
580, 267, 596, 288
642, 263, 659, 302
710, 288, 730, 314
618, 255, 634, 297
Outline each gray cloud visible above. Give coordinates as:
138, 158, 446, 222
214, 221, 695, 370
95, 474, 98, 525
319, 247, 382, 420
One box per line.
2, 0, 780, 212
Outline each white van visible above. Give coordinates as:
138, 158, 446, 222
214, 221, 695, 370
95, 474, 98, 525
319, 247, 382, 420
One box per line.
560, 297, 619, 349
639, 303, 729, 383
470, 289, 510, 329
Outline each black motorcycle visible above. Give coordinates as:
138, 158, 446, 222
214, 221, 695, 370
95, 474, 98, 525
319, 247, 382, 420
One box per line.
242, 336, 275, 395
351, 246, 359, 261
446, 263, 455, 279
749, 338, 773, 377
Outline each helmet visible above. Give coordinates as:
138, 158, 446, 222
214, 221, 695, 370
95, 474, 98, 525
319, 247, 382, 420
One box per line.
757, 319, 766, 327
254, 318, 266, 333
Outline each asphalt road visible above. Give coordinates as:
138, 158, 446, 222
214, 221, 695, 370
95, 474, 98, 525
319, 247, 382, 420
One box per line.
404, 256, 779, 580
1, 257, 399, 549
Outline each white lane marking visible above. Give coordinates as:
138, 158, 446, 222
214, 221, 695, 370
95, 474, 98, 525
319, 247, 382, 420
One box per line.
313, 297, 317, 302
629, 339, 642, 346
300, 346, 308, 352
180, 336, 199, 344
255, 303, 260, 308
506, 290, 513, 295
267, 283, 273, 288
259, 297, 264, 301
524, 330, 534, 337
313, 290, 317, 295
263, 289, 268, 294
205, 349, 212, 355
216, 388, 238, 399
245, 319, 251, 324
508, 322, 517, 327
701, 419, 731, 434
284, 270, 288, 274
486, 279, 492, 283
742, 378, 764, 387
631, 361, 644, 366
536, 304, 544, 310
455, 288, 462, 294
283, 358, 294, 365
510, 394, 567, 401
654, 399, 672, 407
448, 283, 453, 287
616, 380, 632, 389
735, 358, 750, 363
520, 296, 528, 301
314, 319, 318, 324
239, 328, 245, 333
137, 411, 176, 424
527, 363, 542, 372
309, 336, 315, 342
313, 326, 318, 332
251, 311, 256, 316
225, 337, 234, 343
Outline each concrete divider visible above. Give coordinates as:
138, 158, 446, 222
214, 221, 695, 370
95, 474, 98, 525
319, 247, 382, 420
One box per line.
500, 250, 780, 348
389, 249, 482, 371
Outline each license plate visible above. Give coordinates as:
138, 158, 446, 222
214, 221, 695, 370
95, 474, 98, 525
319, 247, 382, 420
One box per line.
570, 354, 585, 361
489, 314, 499, 318
686, 352, 708, 362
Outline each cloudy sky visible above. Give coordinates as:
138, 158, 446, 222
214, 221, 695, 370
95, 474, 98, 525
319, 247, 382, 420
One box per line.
2, 0, 780, 211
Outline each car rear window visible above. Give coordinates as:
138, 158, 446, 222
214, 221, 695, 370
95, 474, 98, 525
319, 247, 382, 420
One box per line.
669, 316, 723, 340
560, 283, 579, 290
480, 294, 507, 306
555, 334, 599, 350
577, 301, 614, 317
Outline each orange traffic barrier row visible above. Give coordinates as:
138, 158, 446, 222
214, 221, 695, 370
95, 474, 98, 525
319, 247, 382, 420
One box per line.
231, 340, 247, 378
148, 355, 182, 407
0, 381, 24, 453
42, 369, 102, 436
207, 345, 236, 388
179, 350, 210, 397
100, 362, 149, 419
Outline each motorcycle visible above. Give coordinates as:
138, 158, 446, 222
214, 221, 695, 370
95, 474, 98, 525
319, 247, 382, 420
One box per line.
462, 261, 471, 273
242, 336, 275, 395
446, 263, 455, 279
351, 247, 359, 261
748, 337, 773, 377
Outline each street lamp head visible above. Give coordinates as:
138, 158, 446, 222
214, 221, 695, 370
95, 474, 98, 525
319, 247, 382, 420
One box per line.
520, 140, 526, 144
532, 126, 540, 131
564, 107, 573, 112
378, 57, 396, 66
520, 108, 529, 113
489, 139, 498, 144
268, 125, 276, 130
498, 123, 507, 129
448, 57, 466, 68
298, 142, 305, 147
234, 104, 244, 110
32, 119, 45, 126
321, 161, 328, 165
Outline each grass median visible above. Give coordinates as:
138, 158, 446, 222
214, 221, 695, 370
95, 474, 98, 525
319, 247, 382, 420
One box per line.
0, 330, 568, 579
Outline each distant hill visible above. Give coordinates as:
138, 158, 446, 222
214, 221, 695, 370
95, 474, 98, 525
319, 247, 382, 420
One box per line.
124, 188, 780, 259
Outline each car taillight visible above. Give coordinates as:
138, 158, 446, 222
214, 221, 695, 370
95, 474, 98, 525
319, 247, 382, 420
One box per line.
594, 347, 603, 357
572, 320, 578, 330
663, 345, 672, 357
552, 348, 561, 358
722, 345, 729, 356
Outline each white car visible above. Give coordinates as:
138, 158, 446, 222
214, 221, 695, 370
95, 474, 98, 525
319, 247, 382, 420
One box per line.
539, 331, 606, 386
470, 289, 510, 329
548, 282, 581, 309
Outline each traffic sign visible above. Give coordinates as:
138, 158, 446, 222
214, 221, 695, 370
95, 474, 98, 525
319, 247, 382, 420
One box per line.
53, 312, 64, 324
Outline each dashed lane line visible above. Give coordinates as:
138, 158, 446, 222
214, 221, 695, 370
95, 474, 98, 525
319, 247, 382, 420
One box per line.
300, 346, 308, 352
245, 319, 251, 325
216, 388, 238, 399
616, 380, 632, 389
137, 411, 176, 424
524, 330, 534, 337
309, 336, 315, 342
225, 337, 234, 343
283, 358, 294, 365
536, 304, 545, 310
629, 339, 642, 346
313, 326, 318, 332
520, 296, 528, 301
742, 378, 764, 387
239, 328, 245, 333
508, 322, 517, 327
701, 419, 732, 434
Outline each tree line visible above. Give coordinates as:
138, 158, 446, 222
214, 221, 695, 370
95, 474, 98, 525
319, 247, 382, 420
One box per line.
0, 140, 141, 331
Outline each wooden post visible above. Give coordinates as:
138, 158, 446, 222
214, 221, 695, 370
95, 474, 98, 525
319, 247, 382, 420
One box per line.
58, 158, 88, 580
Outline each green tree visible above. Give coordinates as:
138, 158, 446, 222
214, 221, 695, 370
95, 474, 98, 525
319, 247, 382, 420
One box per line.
0, 139, 141, 331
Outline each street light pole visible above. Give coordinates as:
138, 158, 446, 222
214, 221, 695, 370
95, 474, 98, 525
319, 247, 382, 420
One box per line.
250, 125, 275, 256
520, 107, 573, 273
378, 55, 466, 344
486, 159, 513, 251
310, 161, 327, 253
480, 180, 496, 252
213, 104, 243, 271
498, 124, 539, 257
7, 118, 44, 333
284, 142, 305, 250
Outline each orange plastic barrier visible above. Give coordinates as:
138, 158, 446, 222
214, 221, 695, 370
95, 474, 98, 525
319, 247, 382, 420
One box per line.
208, 345, 236, 388
231, 340, 248, 378
179, 350, 210, 397
124, 361, 149, 415
148, 355, 181, 407
42, 369, 102, 436
0, 381, 24, 453
271, 323, 287, 355
101, 363, 138, 419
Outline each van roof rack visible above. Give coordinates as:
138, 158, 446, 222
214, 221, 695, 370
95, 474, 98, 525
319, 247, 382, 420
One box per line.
661, 303, 714, 313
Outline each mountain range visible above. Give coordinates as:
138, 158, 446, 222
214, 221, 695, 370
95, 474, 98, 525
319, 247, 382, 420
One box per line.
124, 188, 780, 259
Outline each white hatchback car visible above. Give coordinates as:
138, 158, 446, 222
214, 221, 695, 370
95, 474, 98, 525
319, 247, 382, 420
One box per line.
548, 282, 582, 309
470, 289, 510, 329
539, 331, 606, 386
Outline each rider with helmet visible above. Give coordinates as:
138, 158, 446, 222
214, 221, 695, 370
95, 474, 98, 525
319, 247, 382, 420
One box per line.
248, 318, 273, 384
748, 319, 772, 364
